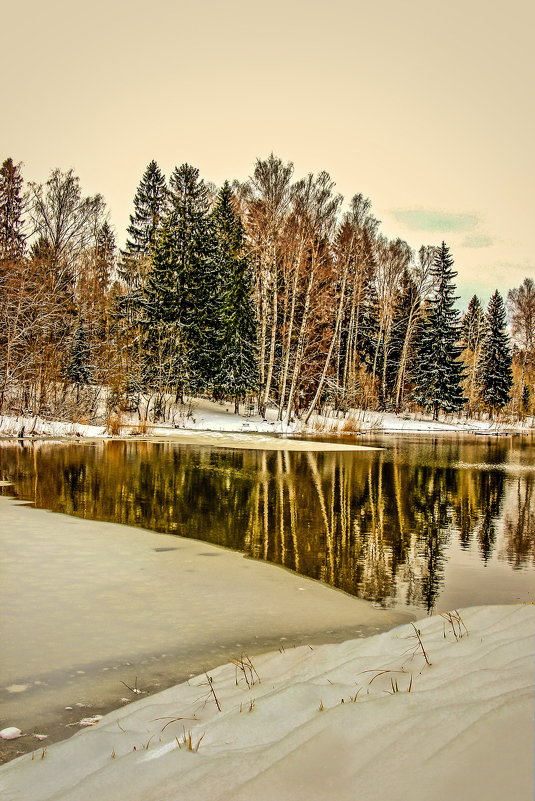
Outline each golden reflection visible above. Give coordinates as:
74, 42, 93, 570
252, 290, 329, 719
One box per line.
0, 438, 533, 612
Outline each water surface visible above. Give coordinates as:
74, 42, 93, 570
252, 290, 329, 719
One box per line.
1, 434, 533, 614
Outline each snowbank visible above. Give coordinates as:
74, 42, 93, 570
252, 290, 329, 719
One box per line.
0, 415, 106, 438
2, 399, 531, 446
1, 604, 533, 801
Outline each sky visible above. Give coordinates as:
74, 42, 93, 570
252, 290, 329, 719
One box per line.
2, 0, 534, 308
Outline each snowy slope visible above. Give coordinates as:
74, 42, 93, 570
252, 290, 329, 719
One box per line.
1, 605, 533, 801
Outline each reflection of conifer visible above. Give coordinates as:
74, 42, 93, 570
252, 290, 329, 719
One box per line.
475, 469, 504, 562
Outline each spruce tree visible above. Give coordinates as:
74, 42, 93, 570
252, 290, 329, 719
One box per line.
0, 158, 25, 262
119, 161, 167, 290
144, 164, 217, 396
358, 282, 381, 371
118, 162, 166, 405
461, 295, 486, 350
65, 318, 93, 393
461, 294, 486, 416
478, 290, 512, 417
212, 182, 258, 412
95, 221, 115, 291
413, 242, 464, 420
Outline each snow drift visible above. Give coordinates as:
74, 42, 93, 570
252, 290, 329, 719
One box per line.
1, 604, 533, 801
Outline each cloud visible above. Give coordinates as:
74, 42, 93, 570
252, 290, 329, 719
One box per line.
391, 209, 480, 233
456, 261, 533, 309
462, 234, 493, 248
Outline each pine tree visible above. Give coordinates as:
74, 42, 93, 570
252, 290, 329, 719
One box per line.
461, 294, 486, 416
118, 162, 166, 406
413, 243, 465, 420
212, 182, 258, 411
65, 318, 93, 391
478, 290, 512, 417
119, 161, 167, 290
461, 294, 486, 350
144, 164, 217, 396
95, 222, 115, 291
0, 158, 25, 262
358, 282, 381, 371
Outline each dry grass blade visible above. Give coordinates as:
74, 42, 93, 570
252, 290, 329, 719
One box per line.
440, 610, 469, 641
409, 624, 432, 666
154, 715, 197, 733
120, 676, 144, 695
175, 728, 205, 752
199, 673, 222, 712
232, 655, 260, 689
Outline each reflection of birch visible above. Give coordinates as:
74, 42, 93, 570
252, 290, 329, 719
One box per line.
276, 450, 286, 564
283, 450, 299, 573
305, 451, 334, 583
502, 475, 534, 568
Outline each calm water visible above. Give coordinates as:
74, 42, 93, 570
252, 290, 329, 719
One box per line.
1, 434, 534, 614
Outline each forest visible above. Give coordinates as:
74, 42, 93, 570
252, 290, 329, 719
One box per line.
0, 155, 533, 427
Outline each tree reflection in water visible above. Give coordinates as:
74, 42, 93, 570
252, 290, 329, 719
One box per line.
0, 436, 533, 613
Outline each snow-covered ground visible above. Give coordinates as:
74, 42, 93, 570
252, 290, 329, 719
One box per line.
0, 397, 532, 444
1, 604, 533, 801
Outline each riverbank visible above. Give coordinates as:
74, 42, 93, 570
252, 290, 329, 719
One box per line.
0, 496, 411, 764
1, 603, 533, 801
1, 397, 532, 447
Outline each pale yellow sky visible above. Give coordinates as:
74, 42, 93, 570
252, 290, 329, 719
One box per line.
3, 0, 533, 306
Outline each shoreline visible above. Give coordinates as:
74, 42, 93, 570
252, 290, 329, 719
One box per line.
0, 426, 531, 453
0, 496, 412, 764
1, 399, 533, 451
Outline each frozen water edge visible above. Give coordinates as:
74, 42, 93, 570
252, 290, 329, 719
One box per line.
0, 603, 533, 801
0, 496, 411, 760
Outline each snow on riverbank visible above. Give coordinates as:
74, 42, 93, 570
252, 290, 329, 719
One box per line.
0, 415, 106, 438
1, 604, 533, 801
0, 397, 532, 445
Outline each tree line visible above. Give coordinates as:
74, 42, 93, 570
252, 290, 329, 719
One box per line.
0, 155, 533, 425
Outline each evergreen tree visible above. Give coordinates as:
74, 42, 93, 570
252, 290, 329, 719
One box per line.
95, 221, 115, 291
119, 161, 167, 290
212, 182, 258, 411
0, 158, 25, 261
460, 294, 486, 416
413, 243, 465, 419
478, 290, 512, 417
144, 164, 217, 396
65, 318, 93, 389
357, 282, 381, 371
117, 164, 166, 403
461, 294, 486, 350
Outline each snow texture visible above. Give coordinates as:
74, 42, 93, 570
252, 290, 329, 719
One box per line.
0, 396, 531, 447
0, 604, 533, 801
